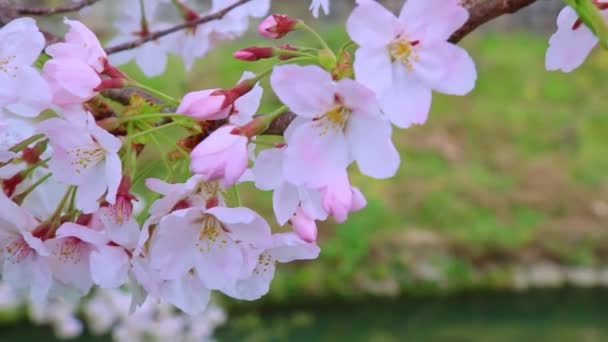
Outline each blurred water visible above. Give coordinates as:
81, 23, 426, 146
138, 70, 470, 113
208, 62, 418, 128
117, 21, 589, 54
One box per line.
218, 289, 608, 342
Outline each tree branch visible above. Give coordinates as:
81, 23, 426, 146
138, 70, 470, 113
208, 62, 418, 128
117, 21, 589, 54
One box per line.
262, 0, 542, 134
105, 0, 542, 136
12, 0, 101, 16
450, 0, 539, 43
105, 0, 253, 55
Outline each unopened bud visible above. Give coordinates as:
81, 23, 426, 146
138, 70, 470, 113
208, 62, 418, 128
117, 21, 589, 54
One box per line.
234, 46, 275, 61
258, 14, 299, 39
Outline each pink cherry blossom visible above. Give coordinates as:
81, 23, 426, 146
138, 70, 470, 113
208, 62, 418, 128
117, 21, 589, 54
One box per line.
271, 64, 400, 187
37, 113, 122, 213
190, 125, 249, 187
46, 19, 107, 73
107, 0, 171, 77
347, 0, 476, 128
45, 223, 109, 294
209, 0, 271, 41
0, 192, 52, 302
42, 58, 101, 106
222, 233, 319, 300
310, 0, 330, 18
148, 206, 272, 292
321, 173, 367, 223
257, 14, 298, 39
251, 146, 327, 225
291, 207, 318, 243
0, 17, 51, 117
177, 71, 262, 124
545, 5, 608, 72
145, 176, 225, 219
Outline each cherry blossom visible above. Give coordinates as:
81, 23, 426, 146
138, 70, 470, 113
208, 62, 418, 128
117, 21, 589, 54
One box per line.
46, 19, 107, 72
222, 233, 319, 300
291, 207, 318, 243
190, 125, 250, 187
321, 173, 367, 223
145, 176, 225, 219
148, 206, 272, 293
271, 64, 400, 187
251, 145, 327, 225
347, 0, 476, 127
546, 5, 608, 72
0, 192, 52, 302
107, 0, 172, 77
177, 71, 262, 124
0, 18, 51, 117
37, 113, 122, 213
46, 221, 135, 295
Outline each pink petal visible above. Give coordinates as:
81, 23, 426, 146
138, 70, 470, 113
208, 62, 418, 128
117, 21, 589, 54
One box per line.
90, 246, 129, 288
270, 233, 320, 263
347, 0, 398, 48
353, 47, 394, 95
347, 114, 399, 179
284, 123, 350, 188
270, 64, 335, 118
413, 42, 476, 95
546, 6, 598, 72
273, 183, 300, 225
399, 0, 468, 43
381, 64, 432, 128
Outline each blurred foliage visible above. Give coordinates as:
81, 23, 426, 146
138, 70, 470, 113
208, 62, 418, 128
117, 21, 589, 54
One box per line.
119, 26, 608, 303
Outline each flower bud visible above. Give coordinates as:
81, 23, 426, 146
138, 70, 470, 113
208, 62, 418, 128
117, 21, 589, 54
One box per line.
234, 46, 274, 61
258, 14, 299, 39
291, 207, 318, 243
190, 125, 249, 187
177, 89, 226, 120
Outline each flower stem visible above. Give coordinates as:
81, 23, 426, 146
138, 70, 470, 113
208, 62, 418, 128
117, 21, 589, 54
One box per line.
127, 81, 180, 106
299, 22, 334, 54
9, 134, 45, 153
11, 173, 52, 205
126, 121, 182, 142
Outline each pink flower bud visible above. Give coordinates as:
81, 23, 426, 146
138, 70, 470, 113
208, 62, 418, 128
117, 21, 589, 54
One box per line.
234, 46, 274, 61
42, 58, 101, 106
177, 89, 227, 121
321, 175, 367, 223
258, 14, 298, 39
189, 125, 249, 187
291, 207, 318, 243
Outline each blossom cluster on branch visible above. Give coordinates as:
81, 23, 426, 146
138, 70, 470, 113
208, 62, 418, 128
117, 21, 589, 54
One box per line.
0, 0, 603, 316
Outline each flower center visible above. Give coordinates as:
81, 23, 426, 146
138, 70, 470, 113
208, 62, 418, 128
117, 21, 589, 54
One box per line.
68, 145, 105, 174
314, 94, 351, 133
4, 238, 31, 263
54, 237, 84, 264
253, 252, 275, 275
388, 36, 420, 71
196, 214, 227, 253
0, 55, 17, 77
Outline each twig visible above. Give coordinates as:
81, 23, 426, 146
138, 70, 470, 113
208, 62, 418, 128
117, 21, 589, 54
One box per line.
106, 0, 541, 136
450, 0, 539, 43
105, 0, 253, 54
12, 0, 101, 16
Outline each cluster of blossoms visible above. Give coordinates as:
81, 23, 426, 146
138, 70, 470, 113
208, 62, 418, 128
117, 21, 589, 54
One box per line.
0, 0, 604, 317
102, 0, 330, 77
0, 282, 226, 341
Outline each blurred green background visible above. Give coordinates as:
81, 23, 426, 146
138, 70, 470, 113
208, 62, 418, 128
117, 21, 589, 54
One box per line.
6, 0, 608, 341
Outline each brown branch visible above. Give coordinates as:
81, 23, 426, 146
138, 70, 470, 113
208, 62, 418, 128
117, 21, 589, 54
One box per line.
450, 0, 539, 43
105, 0, 253, 55
105, 0, 540, 136
12, 0, 101, 16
